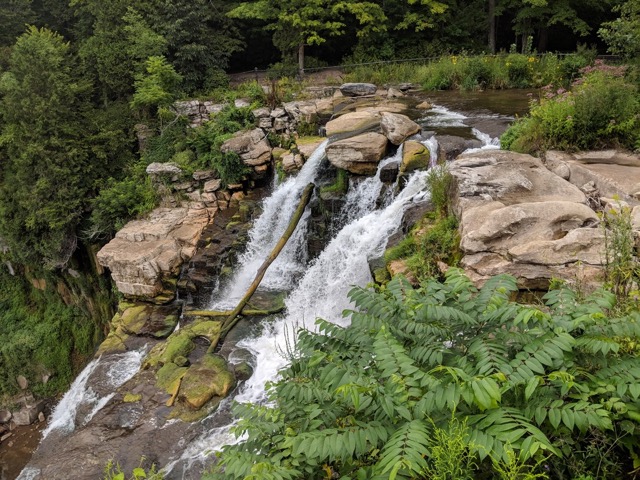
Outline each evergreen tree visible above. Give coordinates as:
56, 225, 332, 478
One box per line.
0, 27, 92, 267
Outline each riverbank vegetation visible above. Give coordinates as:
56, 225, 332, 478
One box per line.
0, 0, 637, 432
502, 61, 640, 153
206, 270, 640, 480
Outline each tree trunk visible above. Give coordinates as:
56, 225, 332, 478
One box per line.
298, 43, 305, 79
214, 183, 315, 345
537, 27, 548, 52
488, 0, 496, 54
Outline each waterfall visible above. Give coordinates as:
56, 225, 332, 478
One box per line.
466, 127, 500, 153
421, 105, 467, 127
209, 140, 329, 310
163, 152, 432, 478
41, 348, 146, 439
236, 169, 430, 403
337, 147, 402, 227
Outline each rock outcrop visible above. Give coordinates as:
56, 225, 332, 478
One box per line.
450, 150, 606, 289
325, 111, 381, 136
326, 132, 388, 175
220, 128, 271, 167
97, 207, 211, 300
545, 149, 640, 203
380, 112, 421, 145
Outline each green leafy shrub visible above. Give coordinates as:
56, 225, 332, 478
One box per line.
103, 459, 164, 480
505, 54, 533, 88
207, 271, 640, 479
89, 175, 158, 238
502, 69, 640, 153
344, 54, 582, 92
461, 57, 492, 91
187, 105, 254, 186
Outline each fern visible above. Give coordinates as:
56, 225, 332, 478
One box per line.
208, 273, 640, 480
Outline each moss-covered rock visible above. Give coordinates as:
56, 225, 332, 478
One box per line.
190, 320, 222, 345
401, 140, 430, 174
119, 305, 151, 335
233, 361, 253, 381
95, 329, 129, 356
144, 329, 195, 369
123, 393, 142, 403
178, 354, 236, 410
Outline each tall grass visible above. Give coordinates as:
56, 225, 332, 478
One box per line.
342, 53, 592, 91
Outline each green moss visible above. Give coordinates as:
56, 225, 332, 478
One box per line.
156, 362, 188, 392
374, 267, 391, 284
320, 168, 348, 195
123, 393, 142, 403
178, 354, 236, 409
119, 305, 150, 335
95, 330, 129, 356
190, 320, 222, 343
144, 329, 195, 369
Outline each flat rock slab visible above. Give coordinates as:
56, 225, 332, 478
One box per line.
97, 207, 212, 298
451, 149, 605, 290
451, 150, 587, 214
325, 111, 381, 137
546, 150, 640, 204
340, 83, 377, 97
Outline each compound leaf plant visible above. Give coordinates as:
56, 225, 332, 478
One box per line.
205, 269, 640, 479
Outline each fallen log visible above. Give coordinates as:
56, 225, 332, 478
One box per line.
211, 183, 315, 347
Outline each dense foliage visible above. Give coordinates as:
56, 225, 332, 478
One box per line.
207, 271, 640, 479
501, 62, 640, 153
0, 266, 111, 399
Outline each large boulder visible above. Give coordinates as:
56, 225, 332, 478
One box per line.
436, 135, 482, 161
326, 132, 388, 175
450, 150, 605, 290
459, 201, 599, 254
401, 141, 431, 174
325, 111, 381, 136
178, 355, 236, 410
451, 150, 586, 215
97, 208, 211, 299
381, 112, 420, 145
220, 128, 271, 167
340, 83, 377, 97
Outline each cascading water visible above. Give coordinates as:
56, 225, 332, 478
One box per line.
163, 149, 432, 479
41, 348, 146, 440
337, 147, 402, 228
209, 140, 329, 310
423, 105, 468, 127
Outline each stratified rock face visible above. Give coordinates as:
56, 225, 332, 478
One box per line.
325, 111, 381, 136
283, 100, 318, 124
450, 150, 605, 289
380, 112, 420, 145
545, 149, 640, 203
97, 208, 211, 299
326, 132, 388, 175
220, 128, 271, 167
340, 82, 377, 97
